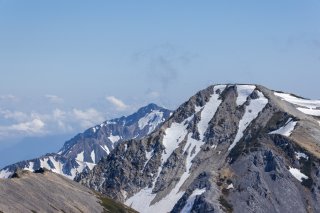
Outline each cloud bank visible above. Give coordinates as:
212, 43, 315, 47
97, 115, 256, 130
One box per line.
0, 107, 106, 140
106, 96, 128, 111
45, 94, 64, 104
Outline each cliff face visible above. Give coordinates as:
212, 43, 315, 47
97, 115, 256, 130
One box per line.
79, 84, 320, 213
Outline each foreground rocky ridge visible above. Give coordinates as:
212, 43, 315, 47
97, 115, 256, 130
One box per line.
0, 103, 171, 179
78, 84, 320, 213
0, 169, 137, 213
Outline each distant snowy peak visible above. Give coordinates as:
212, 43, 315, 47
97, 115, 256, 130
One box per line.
58, 103, 171, 163
0, 103, 172, 180
89, 103, 171, 138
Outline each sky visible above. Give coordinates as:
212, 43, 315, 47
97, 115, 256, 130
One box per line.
0, 0, 320, 167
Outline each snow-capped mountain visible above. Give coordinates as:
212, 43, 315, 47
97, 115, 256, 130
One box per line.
78, 84, 320, 213
0, 103, 172, 179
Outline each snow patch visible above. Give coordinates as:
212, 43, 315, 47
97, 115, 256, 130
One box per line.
197, 85, 226, 141
275, 92, 320, 116
144, 150, 153, 168
40, 157, 68, 178
24, 162, 35, 172
108, 134, 121, 143
295, 152, 309, 160
269, 118, 297, 137
138, 110, 164, 134
0, 169, 12, 178
69, 168, 77, 179
125, 188, 156, 212
181, 188, 206, 213
73, 161, 96, 178
194, 105, 203, 113
100, 145, 110, 155
229, 90, 268, 151
76, 151, 84, 162
106, 121, 117, 125
161, 117, 190, 164
236, 85, 256, 106
40, 158, 51, 170
126, 122, 204, 212
85, 162, 96, 170
48, 157, 61, 171
183, 134, 204, 172
91, 150, 96, 163
227, 183, 234, 189
289, 167, 308, 182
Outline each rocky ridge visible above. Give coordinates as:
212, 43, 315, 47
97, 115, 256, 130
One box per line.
78, 84, 320, 213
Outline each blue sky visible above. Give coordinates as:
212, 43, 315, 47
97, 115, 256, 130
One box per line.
0, 0, 320, 167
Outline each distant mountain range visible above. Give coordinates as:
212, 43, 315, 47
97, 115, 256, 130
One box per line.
0, 103, 172, 179
77, 84, 320, 213
2, 84, 320, 213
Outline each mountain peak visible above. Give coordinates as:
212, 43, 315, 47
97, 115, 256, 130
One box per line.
0, 103, 172, 180
142, 103, 164, 110
78, 84, 320, 213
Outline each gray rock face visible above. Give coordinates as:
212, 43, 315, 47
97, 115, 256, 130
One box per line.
78, 84, 320, 213
0, 103, 171, 179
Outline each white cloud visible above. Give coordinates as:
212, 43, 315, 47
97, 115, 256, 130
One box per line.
106, 96, 128, 111
0, 94, 18, 102
10, 119, 45, 133
45, 94, 63, 104
0, 118, 46, 137
147, 91, 160, 99
0, 109, 28, 122
52, 108, 66, 120
0, 106, 107, 140
72, 108, 105, 128
0, 108, 67, 138
51, 109, 73, 132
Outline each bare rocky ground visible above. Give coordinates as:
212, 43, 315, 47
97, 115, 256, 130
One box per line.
0, 169, 137, 213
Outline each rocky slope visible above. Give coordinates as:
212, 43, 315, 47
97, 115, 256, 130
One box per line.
0, 169, 137, 213
0, 103, 171, 179
78, 84, 320, 213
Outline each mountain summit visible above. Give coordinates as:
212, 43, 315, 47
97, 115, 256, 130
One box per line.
78, 84, 320, 213
0, 103, 171, 179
